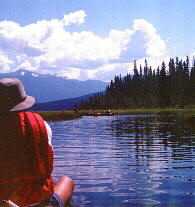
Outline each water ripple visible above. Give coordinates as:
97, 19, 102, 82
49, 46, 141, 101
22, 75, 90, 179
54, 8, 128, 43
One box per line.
50, 115, 195, 206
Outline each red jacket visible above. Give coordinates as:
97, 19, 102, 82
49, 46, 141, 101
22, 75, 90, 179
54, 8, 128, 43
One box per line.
0, 112, 54, 206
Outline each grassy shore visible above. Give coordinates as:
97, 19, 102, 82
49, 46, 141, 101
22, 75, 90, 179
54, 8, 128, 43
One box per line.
79, 108, 195, 123
80, 108, 195, 115
35, 108, 195, 123
36, 111, 81, 121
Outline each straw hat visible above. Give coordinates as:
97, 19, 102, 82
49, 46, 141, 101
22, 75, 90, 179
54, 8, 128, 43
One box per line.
0, 78, 35, 112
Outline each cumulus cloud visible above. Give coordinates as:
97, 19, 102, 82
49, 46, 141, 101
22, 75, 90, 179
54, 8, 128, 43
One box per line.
0, 10, 169, 81
0, 50, 13, 71
133, 19, 166, 58
92, 62, 131, 81
62, 10, 87, 26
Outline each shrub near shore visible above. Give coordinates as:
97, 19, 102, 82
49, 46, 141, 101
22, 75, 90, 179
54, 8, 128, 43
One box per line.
80, 108, 195, 122
35, 108, 195, 125
36, 111, 81, 121
80, 108, 194, 115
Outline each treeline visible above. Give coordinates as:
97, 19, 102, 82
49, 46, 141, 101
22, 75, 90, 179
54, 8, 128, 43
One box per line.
79, 57, 195, 109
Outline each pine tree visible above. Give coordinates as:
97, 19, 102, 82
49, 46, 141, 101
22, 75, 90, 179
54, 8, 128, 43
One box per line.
159, 62, 170, 107
79, 57, 193, 110
183, 59, 190, 106
190, 62, 195, 105
168, 58, 176, 106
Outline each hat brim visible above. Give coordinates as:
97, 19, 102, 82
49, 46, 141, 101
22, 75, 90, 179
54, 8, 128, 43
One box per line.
10, 95, 35, 111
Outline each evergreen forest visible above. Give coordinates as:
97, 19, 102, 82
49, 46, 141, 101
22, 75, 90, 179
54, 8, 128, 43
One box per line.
79, 57, 195, 109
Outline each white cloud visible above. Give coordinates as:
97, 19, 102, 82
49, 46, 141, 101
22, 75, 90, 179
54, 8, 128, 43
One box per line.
0, 50, 13, 71
60, 67, 81, 79
133, 19, 167, 58
62, 10, 87, 26
189, 52, 195, 65
93, 62, 131, 81
0, 11, 169, 81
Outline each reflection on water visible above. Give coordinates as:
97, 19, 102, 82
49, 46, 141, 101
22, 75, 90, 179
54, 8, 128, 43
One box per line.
49, 115, 195, 207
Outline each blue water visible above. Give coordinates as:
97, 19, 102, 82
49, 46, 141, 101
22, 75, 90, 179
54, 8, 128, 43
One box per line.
49, 115, 195, 207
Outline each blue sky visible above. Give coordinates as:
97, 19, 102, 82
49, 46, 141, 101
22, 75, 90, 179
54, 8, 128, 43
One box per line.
0, 0, 194, 81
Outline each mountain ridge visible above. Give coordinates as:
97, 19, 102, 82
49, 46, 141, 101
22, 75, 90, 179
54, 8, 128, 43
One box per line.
30, 93, 97, 111
0, 69, 108, 103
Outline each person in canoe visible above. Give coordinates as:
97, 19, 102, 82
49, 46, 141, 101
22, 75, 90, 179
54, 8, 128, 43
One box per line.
0, 78, 74, 207
104, 109, 113, 116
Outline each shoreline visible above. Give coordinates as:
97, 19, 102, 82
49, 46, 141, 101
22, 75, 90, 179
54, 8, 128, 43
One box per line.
36, 108, 195, 123
36, 111, 81, 121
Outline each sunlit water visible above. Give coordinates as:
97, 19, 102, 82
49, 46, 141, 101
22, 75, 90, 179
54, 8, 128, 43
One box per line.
49, 115, 195, 207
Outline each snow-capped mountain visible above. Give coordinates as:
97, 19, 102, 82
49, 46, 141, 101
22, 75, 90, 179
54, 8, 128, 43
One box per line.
0, 69, 108, 103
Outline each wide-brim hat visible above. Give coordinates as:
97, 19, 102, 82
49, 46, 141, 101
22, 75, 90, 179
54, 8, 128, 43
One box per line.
0, 78, 35, 112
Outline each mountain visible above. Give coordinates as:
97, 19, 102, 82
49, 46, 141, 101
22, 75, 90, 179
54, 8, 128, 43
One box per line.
0, 69, 108, 103
30, 93, 94, 111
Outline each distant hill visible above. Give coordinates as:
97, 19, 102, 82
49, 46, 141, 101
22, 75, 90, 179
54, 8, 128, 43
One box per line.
30, 93, 94, 111
0, 69, 109, 103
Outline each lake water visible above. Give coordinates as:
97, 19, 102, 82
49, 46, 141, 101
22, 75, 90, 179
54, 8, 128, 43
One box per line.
49, 115, 195, 207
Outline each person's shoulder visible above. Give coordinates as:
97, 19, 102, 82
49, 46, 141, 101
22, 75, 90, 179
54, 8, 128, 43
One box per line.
44, 121, 52, 146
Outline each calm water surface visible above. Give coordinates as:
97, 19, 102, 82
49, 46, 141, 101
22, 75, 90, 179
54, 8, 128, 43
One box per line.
49, 115, 195, 207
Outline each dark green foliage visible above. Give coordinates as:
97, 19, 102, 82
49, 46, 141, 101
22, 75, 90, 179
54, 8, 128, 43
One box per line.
79, 57, 195, 109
